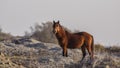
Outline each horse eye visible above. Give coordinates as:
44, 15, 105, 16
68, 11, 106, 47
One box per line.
56, 24, 59, 27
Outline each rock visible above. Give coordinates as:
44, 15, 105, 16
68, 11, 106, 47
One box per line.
49, 59, 55, 62
29, 38, 40, 43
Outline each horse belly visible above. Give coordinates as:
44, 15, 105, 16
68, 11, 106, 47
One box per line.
67, 38, 84, 49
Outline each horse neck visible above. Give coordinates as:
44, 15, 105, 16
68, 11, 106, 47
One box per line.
65, 30, 71, 39
57, 27, 67, 38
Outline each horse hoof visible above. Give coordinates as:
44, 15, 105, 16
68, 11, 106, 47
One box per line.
80, 60, 84, 63
88, 60, 94, 65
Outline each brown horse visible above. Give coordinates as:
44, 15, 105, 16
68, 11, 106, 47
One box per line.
53, 20, 94, 63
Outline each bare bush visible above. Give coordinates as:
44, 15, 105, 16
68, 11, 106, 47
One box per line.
0, 26, 2, 33
25, 21, 71, 44
0, 26, 13, 41
29, 22, 58, 43
106, 46, 120, 52
95, 44, 106, 53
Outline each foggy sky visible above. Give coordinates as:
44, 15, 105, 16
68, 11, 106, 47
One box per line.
0, 0, 120, 46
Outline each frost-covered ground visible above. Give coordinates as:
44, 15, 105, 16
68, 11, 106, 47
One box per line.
0, 38, 120, 68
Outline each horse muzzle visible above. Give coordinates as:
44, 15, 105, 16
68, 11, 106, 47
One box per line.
53, 30, 57, 34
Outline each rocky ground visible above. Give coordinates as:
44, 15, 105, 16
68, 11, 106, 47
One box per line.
0, 38, 120, 68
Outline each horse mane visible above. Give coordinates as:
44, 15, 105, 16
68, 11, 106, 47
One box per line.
64, 30, 72, 39
57, 25, 71, 40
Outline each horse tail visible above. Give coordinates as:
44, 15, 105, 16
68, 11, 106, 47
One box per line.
91, 36, 94, 54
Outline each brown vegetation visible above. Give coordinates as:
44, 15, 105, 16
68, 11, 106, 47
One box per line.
94, 44, 106, 53
0, 38, 120, 68
0, 27, 13, 41
25, 21, 71, 44
28, 22, 58, 43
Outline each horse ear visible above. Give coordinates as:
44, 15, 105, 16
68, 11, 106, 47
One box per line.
57, 20, 60, 24
53, 20, 55, 24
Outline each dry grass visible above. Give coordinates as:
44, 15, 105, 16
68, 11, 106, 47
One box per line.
0, 38, 120, 68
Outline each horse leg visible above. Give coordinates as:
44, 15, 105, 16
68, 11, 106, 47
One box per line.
62, 46, 68, 57
80, 45, 86, 62
86, 45, 94, 64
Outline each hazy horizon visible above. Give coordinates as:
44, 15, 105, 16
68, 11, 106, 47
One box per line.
0, 0, 120, 46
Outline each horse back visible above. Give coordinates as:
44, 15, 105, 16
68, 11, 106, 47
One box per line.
66, 32, 86, 48
75, 32, 93, 45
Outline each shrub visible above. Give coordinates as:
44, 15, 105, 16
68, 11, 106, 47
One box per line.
27, 22, 58, 43
24, 21, 72, 44
94, 44, 106, 53
106, 46, 120, 53
0, 27, 13, 41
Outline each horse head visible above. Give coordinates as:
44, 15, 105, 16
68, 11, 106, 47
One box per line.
53, 20, 61, 34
